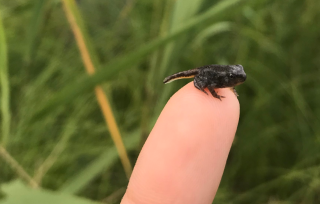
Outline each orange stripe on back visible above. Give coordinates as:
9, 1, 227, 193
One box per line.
164, 75, 196, 84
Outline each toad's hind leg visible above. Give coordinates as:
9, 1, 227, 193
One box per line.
194, 78, 208, 95
208, 86, 225, 101
230, 87, 239, 97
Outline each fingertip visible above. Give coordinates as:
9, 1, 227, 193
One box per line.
121, 82, 240, 204
173, 82, 240, 115
165, 83, 240, 130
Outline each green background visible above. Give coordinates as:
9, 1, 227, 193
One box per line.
0, 0, 320, 203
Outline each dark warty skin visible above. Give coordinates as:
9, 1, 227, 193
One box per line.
163, 64, 247, 100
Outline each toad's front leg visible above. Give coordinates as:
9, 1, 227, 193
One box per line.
230, 87, 239, 97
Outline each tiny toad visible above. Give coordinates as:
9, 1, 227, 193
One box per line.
163, 64, 246, 100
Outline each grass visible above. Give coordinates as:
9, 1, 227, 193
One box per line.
61, 0, 132, 179
0, 10, 10, 147
0, 0, 320, 203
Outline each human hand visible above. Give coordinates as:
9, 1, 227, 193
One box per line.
121, 82, 240, 204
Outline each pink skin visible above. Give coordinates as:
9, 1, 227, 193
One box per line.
121, 82, 240, 204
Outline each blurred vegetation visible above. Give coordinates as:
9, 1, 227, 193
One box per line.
0, 0, 320, 203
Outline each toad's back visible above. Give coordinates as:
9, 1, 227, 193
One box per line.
163, 64, 246, 100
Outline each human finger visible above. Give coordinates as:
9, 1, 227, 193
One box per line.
121, 82, 240, 204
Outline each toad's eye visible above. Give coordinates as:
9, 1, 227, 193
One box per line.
230, 74, 234, 79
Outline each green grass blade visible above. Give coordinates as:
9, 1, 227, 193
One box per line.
24, 0, 51, 63
0, 14, 11, 146
240, 27, 286, 61
1, 180, 100, 204
59, 131, 140, 194
170, 0, 205, 30
192, 21, 233, 46
31, 0, 241, 120
158, 0, 205, 78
